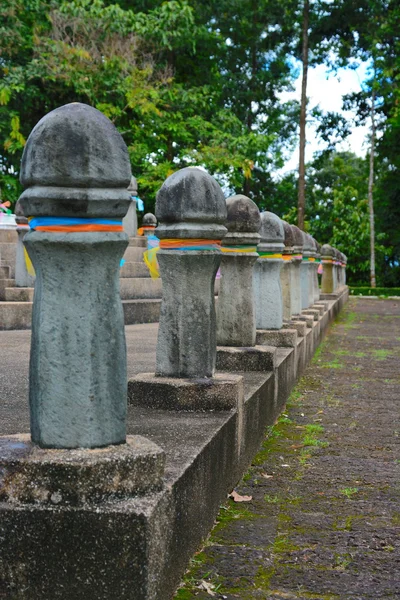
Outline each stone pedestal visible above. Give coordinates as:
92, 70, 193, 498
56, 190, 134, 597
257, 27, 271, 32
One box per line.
0, 434, 164, 505
289, 225, 303, 317
216, 345, 276, 372
256, 328, 297, 348
129, 373, 243, 411
282, 320, 307, 337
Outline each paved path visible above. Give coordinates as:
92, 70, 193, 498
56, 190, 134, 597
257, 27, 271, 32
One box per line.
175, 298, 400, 599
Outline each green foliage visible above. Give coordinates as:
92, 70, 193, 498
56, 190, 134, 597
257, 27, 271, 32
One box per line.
350, 287, 400, 296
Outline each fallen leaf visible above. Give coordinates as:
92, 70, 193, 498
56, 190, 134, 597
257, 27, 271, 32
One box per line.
261, 473, 274, 479
198, 580, 216, 596
229, 490, 252, 502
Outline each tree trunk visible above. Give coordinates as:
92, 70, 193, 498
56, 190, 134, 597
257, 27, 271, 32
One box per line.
368, 87, 376, 288
298, 0, 309, 231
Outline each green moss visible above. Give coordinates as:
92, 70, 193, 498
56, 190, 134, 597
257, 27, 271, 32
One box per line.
272, 534, 300, 553
253, 565, 275, 591
304, 423, 324, 435
371, 348, 392, 360
264, 494, 280, 504
321, 359, 344, 369
303, 434, 329, 448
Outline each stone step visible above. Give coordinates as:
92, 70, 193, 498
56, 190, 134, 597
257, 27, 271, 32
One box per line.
120, 261, 150, 278
0, 229, 17, 243
0, 243, 16, 277
123, 246, 145, 262
0, 279, 15, 301
119, 278, 162, 300
0, 302, 32, 329
0, 266, 10, 279
0, 298, 162, 329
122, 299, 161, 325
5, 287, 34, 302
128, 237, 147, 247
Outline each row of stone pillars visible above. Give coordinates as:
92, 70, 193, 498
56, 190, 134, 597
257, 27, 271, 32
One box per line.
0, 101, 347, 507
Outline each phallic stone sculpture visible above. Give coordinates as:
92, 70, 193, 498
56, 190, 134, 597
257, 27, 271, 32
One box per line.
14, 200, 35, 288
1, 102, 165, 508
215, 197, 278, 369
321, 243, 335, 293
280, 220, 295, 323
254, 211, 284, 330
129, 167, 243, 409
18, 103, 132, 449
123, 176, 138, 237
289, 224, 304, 317
216, 194, 260, 347
141, 212, 157, 237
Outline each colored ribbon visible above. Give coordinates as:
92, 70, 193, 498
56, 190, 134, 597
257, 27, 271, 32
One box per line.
29, 217, 123, 233
257, 252, 283, 259
159, 239, 221, 251
221, 245, 258, 254
24, 247, 35, 277
137, 226, 156, 236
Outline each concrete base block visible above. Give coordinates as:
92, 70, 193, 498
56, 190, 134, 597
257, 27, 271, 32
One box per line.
283, 320, 307, 337
314, 302, 328, 313
311, 304, 325, 315
5, 287, 34, 302
256, 328, 297, 348
128, 372, 243, 411
0, 434, 165, 505
301, 309, 320, 321
0, 302, 33, 329
216, 345, 276, 372
295, 314, 314, 328
0, 278, 15, 301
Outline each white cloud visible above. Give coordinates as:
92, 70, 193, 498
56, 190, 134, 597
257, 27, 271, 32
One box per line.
280, 61, 371, 173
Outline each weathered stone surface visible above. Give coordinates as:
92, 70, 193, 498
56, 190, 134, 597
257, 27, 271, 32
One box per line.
122, 176, 138, 237
282, 320, 307, 337
254, 212, 284, 330
19, 103, 131, 218
217, 195, 260, 347
321, 243, 334, 293
155, 167, 227, 240
216, 345, 276, 372
256, 328, 297, 348
128, 373, 243, 411
280, 220, 294, 322
289, 224, 303, 316
155, 168, 227, 378
19, 102, 131, 448
0, 434, 165, 505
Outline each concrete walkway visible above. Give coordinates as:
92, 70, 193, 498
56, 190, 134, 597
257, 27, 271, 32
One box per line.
175, 298, 400, 599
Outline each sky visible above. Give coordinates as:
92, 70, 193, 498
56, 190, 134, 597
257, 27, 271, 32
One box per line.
280, 60, 371, 173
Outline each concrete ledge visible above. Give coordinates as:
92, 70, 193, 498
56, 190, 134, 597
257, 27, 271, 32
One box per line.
0, 288, 349, 599
129, 372, 243, 411
283, 320, 307, 337
216, 345, 276, 371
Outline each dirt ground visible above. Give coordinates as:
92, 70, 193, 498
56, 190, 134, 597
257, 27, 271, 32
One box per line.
174, 297, 400, 600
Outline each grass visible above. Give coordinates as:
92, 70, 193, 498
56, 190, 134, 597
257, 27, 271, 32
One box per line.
371, 349, 392, 360
340, 487, 359, 499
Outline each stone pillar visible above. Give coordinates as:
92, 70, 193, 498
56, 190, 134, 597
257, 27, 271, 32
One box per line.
321, 244, 335, 293
122, 176, 138, 237
300, 231, 312, 309
313, 240, 321, 303
307, 234, 317, 307
290, 225, 304, 317
14, 202, 35, 288
129, 167, 243, 410
254, 212, 284, 330
19, 103, 132, 449
216, 194, 260, 347
280, 221, 294, 323
142, 212, 157, 237
342, 253, 347, 285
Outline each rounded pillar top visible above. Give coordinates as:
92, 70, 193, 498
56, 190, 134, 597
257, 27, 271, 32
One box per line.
290, 225, 304, 255
155, 167, 227, 240
302, 232, 314, 256
19, 103, 132, 218
142, 213, 157, 227
282, 220, 294, 252
223, 194, 261, 246
127, 176, 138, 195
258, 211, 284, 255
321, 244, 334, 259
